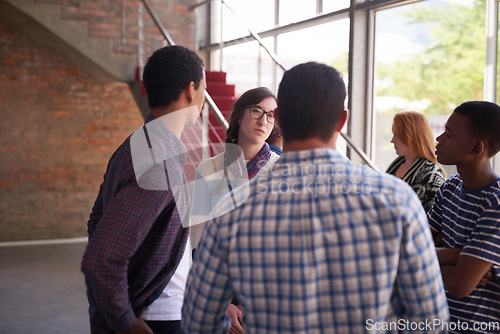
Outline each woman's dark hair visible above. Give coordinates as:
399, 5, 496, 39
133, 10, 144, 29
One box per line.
143, 46, 204, 109
225, 87, 277, 144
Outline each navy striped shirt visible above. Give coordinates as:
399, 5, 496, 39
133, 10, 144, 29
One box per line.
428, 174, 500, 333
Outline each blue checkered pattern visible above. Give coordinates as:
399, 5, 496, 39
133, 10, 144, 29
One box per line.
182, 148, 449, 333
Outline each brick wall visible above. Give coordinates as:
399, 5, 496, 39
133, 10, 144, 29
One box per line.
34, 0, 196, 59
0, 22, 144, 241
0, 0, 197, 242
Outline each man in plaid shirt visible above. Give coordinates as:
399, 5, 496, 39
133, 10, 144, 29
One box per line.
82, 46, 205, 334
182, 62, 449, 333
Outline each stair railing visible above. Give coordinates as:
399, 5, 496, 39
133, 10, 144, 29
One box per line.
209, 0, 378, 170
140, 0, 229, 131
142, 0, 377, 170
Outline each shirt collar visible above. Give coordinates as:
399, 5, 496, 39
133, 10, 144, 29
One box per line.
278, 148, 349, 165
269, 148, 351, 177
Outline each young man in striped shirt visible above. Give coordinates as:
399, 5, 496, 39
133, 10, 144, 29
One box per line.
428, 101, 500, 333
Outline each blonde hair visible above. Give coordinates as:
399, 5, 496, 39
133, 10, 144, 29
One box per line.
393, 111, 439, 164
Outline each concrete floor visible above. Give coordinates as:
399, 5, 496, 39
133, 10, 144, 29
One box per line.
0, 241, 90, 334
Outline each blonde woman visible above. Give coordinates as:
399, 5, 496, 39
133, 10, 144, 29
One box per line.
386, 111, 446, 212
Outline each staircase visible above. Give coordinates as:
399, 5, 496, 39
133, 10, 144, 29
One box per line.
3, 0, 237, 182
181, 71, 235, 183
205, 71, 236, 147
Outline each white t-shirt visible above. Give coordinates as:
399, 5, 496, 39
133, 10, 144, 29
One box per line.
140, 236, 192, 321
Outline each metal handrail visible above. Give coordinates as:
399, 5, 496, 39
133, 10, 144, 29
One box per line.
204, 90, 229, 129
221, 0, 286, 72
218, 1, 377, 170
142, 0, 175, 46
143, 0, 378, 170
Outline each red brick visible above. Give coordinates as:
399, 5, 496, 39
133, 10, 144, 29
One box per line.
50, 111, 69, 118
2, 144, 17, 152
0, 0, 196, 242
20, 174, 38, 180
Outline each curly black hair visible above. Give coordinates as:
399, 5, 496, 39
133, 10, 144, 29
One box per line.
143, 46, 204, 109
454, 101, 500, 157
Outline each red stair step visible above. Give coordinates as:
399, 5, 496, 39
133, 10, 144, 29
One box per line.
209, 110, 231, 122
211, 96, 236, 111
207, 82, 235, 97
205, 71, 227, 83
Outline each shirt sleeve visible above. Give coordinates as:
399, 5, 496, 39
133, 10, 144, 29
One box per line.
87, 180, 105, 236
393, 192, 449, 326
81, 179, 174, 332
182, 218, 233, 333
461, 201, 500, 267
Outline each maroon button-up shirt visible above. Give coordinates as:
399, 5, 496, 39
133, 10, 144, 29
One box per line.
81, 114, 189, 333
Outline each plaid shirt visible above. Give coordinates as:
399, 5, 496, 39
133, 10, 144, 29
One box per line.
182, 148, 449, 334
82, 115, 189, 333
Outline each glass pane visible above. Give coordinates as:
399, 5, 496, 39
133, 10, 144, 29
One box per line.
373, 0, 485, 176
277, 19, 350, 78
222, 41, 261, 94
222, 38, 278, 96
322, 0, 350, 13
279, 0, 316, 25
222, 0, 275, 41
277, 19, 350, 157
258, 37, 278, 94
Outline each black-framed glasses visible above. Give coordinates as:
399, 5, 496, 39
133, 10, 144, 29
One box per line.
247, 106, 275, 124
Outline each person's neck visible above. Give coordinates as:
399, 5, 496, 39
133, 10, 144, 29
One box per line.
402, 153, 417, 166
284, 134, 338, 152
457, 159, 498, 189
237, 138, 264, 161
150, 105, 192, 139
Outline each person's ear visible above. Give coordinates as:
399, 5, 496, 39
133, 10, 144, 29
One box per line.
184, 81, 195, 103
336, 109, 349, 132
471, 139, 486, 156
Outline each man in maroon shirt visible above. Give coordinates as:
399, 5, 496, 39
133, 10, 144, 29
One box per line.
81, 45, 205, 334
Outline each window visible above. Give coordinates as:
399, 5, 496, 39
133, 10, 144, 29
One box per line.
373, 0, 485, 175
221, 0, 275, 40
322, 0, 350, 13
278, 0, 317, 25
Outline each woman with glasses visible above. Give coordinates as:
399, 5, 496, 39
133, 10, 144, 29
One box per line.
190, 87, 279, 333
190, 87, 279, 242
191, 87, 279, 243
